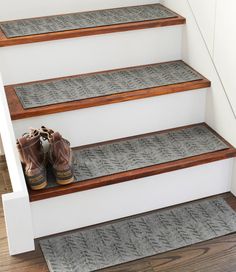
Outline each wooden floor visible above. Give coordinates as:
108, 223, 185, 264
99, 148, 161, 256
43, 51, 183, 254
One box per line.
1, 158, 236, 272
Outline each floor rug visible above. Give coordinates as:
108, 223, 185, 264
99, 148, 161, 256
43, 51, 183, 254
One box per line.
0, 4, 177, 38
14, 61, 203, 109
46, 124, 228, 188
40, 197, 236, 272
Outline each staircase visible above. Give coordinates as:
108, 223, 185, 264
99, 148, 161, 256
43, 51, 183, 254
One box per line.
0, 1, 235, 255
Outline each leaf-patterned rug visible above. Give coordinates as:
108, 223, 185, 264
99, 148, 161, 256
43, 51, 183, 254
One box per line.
45, 124, 228, 189
0, 4, 177, 38
13, 61, 203, 109
40, 197, 236, 272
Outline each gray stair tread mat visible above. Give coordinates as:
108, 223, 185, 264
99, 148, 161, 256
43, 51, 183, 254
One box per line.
46, 124, 228, 188
14, 61, 204, 109
0, 4, 178, 38
40, 197, 236, 272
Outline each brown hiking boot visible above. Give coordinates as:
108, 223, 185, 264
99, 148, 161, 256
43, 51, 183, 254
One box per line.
40, 126, 74, 185
16, 129, 47, 190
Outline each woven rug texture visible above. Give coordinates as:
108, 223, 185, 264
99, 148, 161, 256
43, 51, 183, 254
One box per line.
46, 124, 228, 188
14, 61, 203, 109
40, 197, 236, 272
0, 4, 177, 38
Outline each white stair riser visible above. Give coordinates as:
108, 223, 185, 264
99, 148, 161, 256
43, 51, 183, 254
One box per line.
13, 89, 206, 147
0, 26, 182, 85
0, 0, 160, 21
31, 158, 233, 238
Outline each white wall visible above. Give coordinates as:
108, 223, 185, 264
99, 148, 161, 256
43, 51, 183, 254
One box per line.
187, 0, 216, 57
182, 0, 236, 140
214, 0, 236, 114
162, 0, 236, 194
187, 0, 236, 194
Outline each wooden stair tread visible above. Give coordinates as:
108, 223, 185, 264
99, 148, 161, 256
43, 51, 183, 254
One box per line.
29, 123, 236, 202
0, 4, 185, 47
5, 60, 211, 120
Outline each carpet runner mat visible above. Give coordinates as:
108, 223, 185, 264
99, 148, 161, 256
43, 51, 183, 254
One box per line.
14, 61, 203, 110
0, 4, 177, 38
46, 124, 228, 188
40, 197, 236, 272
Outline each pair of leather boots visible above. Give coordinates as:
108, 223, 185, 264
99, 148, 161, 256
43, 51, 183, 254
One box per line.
16, 126, 74, 190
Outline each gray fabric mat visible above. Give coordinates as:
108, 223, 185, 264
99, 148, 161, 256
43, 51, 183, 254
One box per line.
40, 197, 236, 272
0, 4, 177, 38
46, 124, 228, 188
14, 61, 203, 109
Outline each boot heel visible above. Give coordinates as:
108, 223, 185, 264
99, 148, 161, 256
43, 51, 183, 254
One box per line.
55, 169, 75, 185
16, 129, 47, 191
27, 174, 48, 190
30, 181, 48, 190
39, 128, 75, 187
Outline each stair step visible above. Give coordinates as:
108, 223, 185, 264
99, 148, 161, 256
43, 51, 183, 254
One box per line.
29, 123, 236, 201
6, 60, 210, 120
0, 4, 185, 47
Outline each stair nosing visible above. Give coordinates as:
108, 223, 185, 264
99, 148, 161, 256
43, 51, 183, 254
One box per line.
29, 123, 236, 202
6, 60, 211, 120
0, 4, 185, 47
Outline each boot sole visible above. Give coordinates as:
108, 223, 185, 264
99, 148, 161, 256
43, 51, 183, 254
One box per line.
56, 176, 75, 185
30, 181, 48, 190
27, 172, 48, 190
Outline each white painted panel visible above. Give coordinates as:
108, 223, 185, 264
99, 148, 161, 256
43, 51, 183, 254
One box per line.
13, 89, 206, 147
0, 0, 160, 21
214, 0, 236, 114
31, 159, 233, 238
2, 192, 35, 255
187, 0, 216, 56
0, 26, 182, 85
0, 74, 27, 192
0, 73, 34, 255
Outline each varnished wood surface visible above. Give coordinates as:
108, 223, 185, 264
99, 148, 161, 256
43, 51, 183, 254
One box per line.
0, 5, 185, 47
29, 123, 236, 201
5, 61, 210, 120
1, 160, 236, 271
